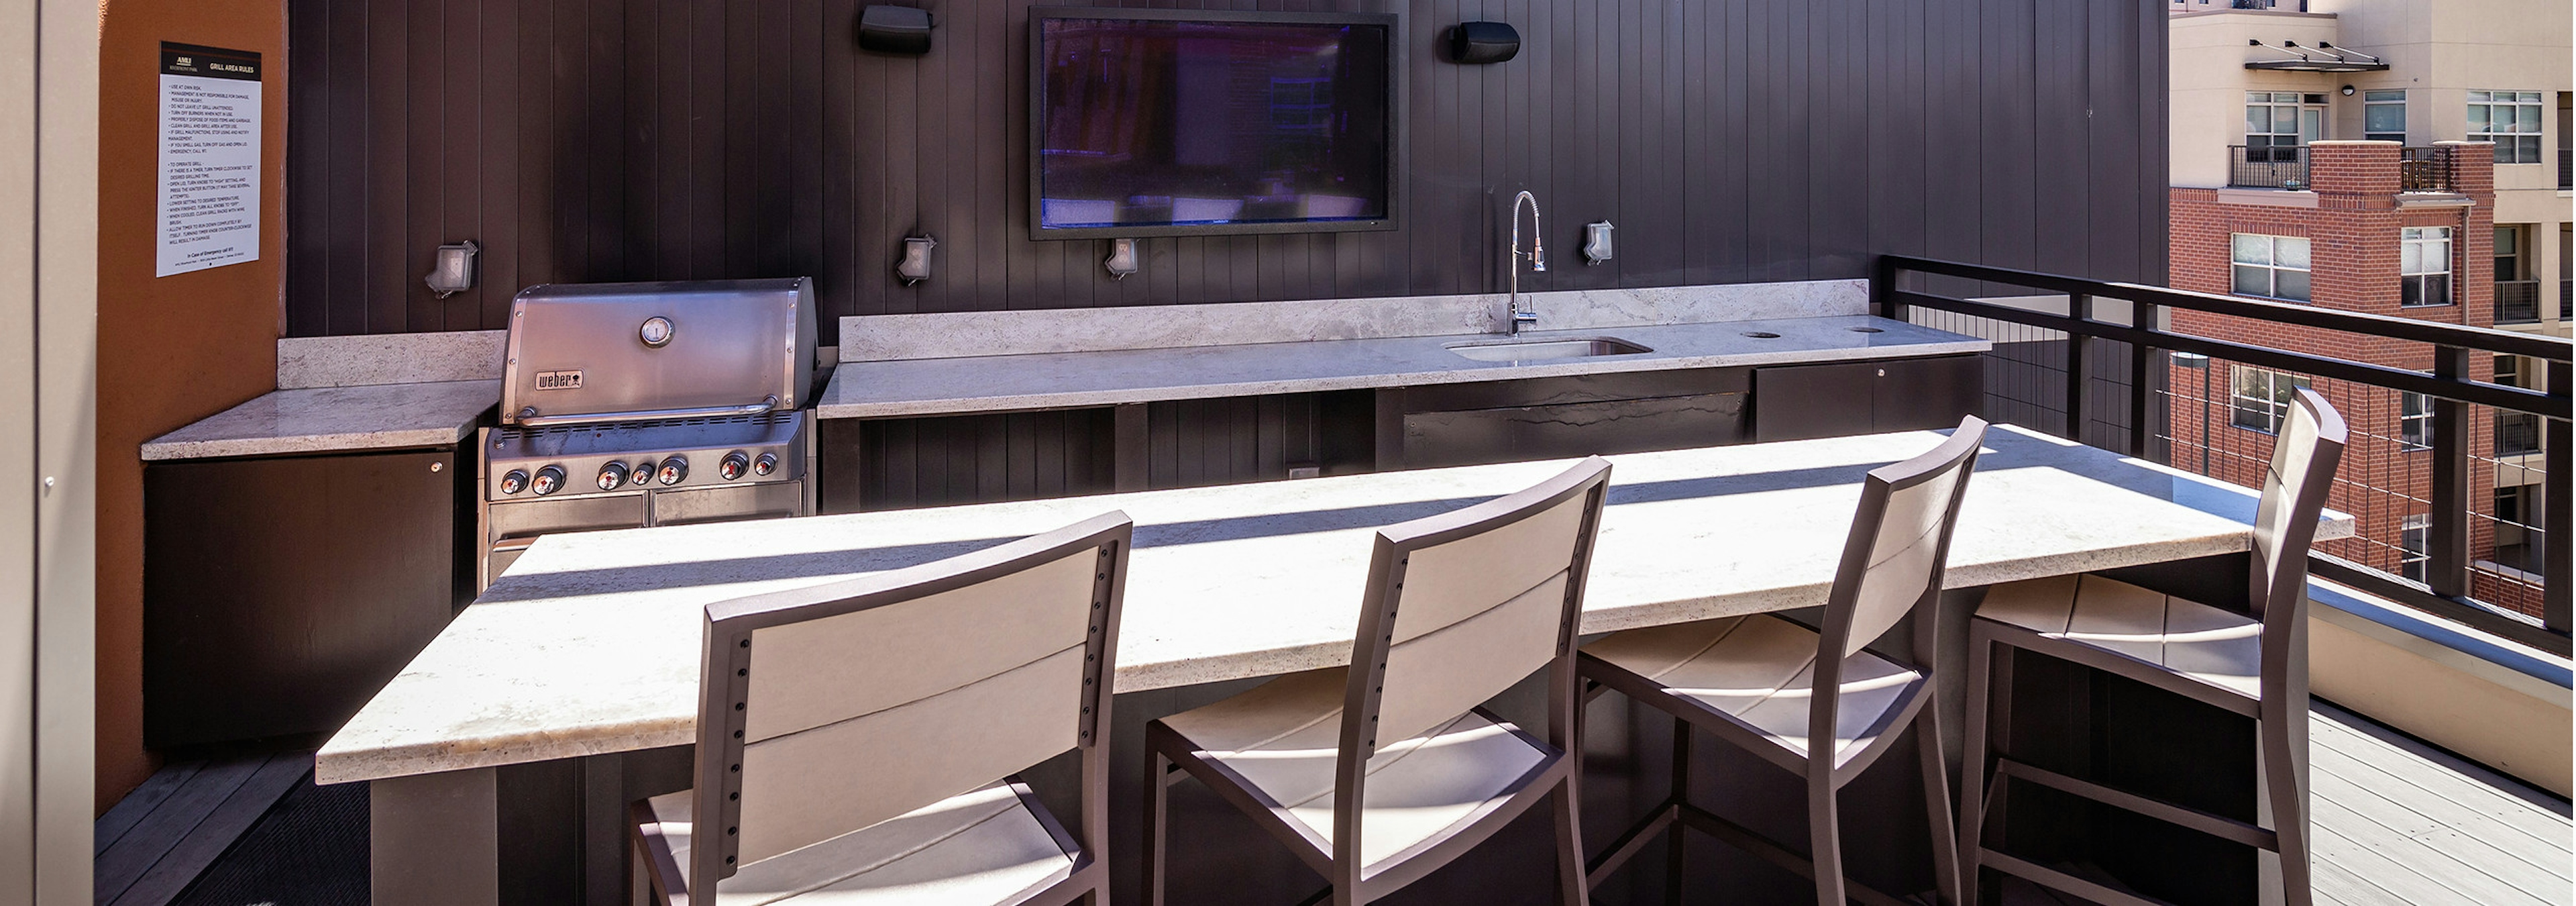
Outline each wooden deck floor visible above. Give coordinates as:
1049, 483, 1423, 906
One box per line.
2312, 703, 2573, 906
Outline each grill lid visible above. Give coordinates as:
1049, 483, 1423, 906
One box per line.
501, 278, 815, 425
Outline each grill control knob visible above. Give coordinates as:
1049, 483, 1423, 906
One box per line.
753, 452, 779, 477
531, 465, 566, 497
657, 456, 689, 486
596, 462, 629, 491
627, 459, 655, 487
499, 469, 530, 495
719, 452, 750, 481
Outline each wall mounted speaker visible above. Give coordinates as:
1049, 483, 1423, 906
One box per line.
857, 5, 933, 55
1448, 21, 1519, 64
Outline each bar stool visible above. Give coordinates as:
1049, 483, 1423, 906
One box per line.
1960, 389, 2345, 906
629, 511, 1133, 906
1580, 417, 1988, 906
1141, 458, 1613, 906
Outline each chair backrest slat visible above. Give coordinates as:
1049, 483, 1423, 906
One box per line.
691, 511, 1132, 887
1350, 458, 1611, 748
2250, 387, 2347, 627
1823, 419, 1988, 662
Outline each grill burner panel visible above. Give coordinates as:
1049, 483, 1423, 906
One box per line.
485, 412, 808, 501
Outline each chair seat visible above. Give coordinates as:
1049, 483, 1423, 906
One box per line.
1974, 574, 2263, 699
636, 783, 1076, 906
1157, 666, 1554, 872
1581, 613, 1927, 767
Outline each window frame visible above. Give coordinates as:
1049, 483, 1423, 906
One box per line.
2466, 90, 2543, 164
2362, 89, 2406, 143
2230, 366, 2312, 435
2401, 226, 2452, 308
2231, 233, 2313, 302
2400, 513, 2430, 583
2399, 391, 2432, 450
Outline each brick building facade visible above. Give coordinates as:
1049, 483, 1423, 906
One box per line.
2167, 141, 2537, 615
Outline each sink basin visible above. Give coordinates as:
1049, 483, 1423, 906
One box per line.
1445, 337, 1654, 362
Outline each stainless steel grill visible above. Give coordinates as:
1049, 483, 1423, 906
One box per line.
478, 279, 818, 587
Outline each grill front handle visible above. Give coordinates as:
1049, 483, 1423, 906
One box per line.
513, 395, 780, 427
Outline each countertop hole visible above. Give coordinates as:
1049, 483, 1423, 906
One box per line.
1849, 326, 1884, 333
1741, 331, 1781, 339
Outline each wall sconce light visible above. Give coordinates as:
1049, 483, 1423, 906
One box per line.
1581, 221, 1615, 265
424, 240, 478, 298
1448, 21, 1520, 64
2339, 85, 2356, 96
1104, 238, 1139, 280
857, 5, 933, 55
898, 235, 936, 285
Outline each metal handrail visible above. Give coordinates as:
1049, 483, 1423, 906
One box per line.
2227, 144, 2308, 189
1876, 255, 2573, 654
2496, 280, 2541, 325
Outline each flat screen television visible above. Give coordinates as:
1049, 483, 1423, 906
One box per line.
1029, 8, 1399, 239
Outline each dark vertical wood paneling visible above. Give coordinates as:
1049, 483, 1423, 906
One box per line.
284, 0, 2166, 332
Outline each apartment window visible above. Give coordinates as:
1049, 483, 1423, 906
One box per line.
2232, 234, 2311, 301
2401, 227, 2451, 307
2495, 354, 2522, 388
2494, 226, 2523, 281
2245, 92, 2319, 153
2467, 91, 2543, 164
2363, 89, 2405, 142
2400, 391, 2431, 450
2231, 366, 2311, 434
2400, 513, 2430, 583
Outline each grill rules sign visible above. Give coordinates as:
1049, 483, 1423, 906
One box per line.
156, 44, 262, 277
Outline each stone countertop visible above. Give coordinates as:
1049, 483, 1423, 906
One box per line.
817, 315, 1988, 419
316, 425, 2352, 784
140, 380, 500, 461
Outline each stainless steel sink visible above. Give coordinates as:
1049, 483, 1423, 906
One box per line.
1445, 337, 1653, 362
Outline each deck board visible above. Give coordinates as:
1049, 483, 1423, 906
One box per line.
2312, 703, 2573, 906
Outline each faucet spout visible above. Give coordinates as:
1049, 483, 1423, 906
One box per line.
1507, 191, 1544, 336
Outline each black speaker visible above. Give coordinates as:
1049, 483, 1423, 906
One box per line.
857, 5, 932, 55
1448, 21, 1519, 65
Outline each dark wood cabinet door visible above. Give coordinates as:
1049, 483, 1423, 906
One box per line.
1874, 355, 1986, 432
1752, 362, 1877, 442
145, 448, 464, 747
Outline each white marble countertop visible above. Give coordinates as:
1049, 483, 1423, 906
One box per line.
316, 425, 2351, 784
818, 315, 1987, 419
140, 380, 500, 460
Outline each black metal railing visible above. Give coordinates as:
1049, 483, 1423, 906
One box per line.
2560, 147, 2571, 191
2229, 144, 2308, 189
1876, 256, 2575, 655
2398, 146, 2453, 192
2496, 280, 2541, 324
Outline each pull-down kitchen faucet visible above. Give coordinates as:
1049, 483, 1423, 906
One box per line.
1507, 190, 1546, 336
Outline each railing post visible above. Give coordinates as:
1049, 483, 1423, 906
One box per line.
2131, 301, 2159, 460
1873, 255, 1902, 323
2065, 293, 2092, 443
2546, 359, 2571, 634
2428, 346, 2473, 599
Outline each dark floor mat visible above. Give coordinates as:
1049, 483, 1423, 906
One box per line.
168, 774, 368, 906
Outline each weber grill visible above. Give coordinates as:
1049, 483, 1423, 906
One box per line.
478, 278, 818, 587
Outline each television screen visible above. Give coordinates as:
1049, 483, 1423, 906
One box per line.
1030, 9, 1397, 238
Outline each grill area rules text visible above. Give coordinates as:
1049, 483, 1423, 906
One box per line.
156, 43, 262, 277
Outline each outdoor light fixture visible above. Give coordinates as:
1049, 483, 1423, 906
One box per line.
857, 5, 932, 55
424, 240, 478, 298
1104, 238, 1139, 279
898, 235, 935, 285
1582, 221, 1615, 265
1448, 21, 1519, 64
2341, 85, 2357, 96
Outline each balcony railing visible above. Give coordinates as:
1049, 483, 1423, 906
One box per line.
2561, 147, 2571, 190
2228, 144, 2307, 189
2398, 146, 2452, 192
1875, 255, 2574, 655
2496, 279, 2541, 323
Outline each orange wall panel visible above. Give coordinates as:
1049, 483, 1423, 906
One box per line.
95, 0, 288, 811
